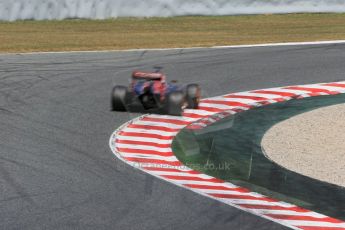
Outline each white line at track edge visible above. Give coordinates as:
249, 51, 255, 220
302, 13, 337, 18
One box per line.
5, 40, 345, 55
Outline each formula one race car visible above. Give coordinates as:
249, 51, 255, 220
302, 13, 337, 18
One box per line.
111, 71, 201, 116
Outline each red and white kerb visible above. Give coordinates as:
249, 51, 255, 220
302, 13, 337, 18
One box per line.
110, 81, 345, 230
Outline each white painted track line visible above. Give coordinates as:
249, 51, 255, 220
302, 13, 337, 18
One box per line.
4, 40, 345, 55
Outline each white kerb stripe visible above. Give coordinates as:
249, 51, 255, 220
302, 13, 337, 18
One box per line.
147, 114, 198, 122
115, 143, 172, 152
199, 102, 239, 110
120, 153, 178, 162
121, 127, 178, 136
207, 96, 265, 104
235, 92, 284, 99
134, 120, 186, 129
279, 220, 345, 228
261, 87, 310, 95
183, 108, 216, 115
254, 209, 326, 218
219, 199, 295, 207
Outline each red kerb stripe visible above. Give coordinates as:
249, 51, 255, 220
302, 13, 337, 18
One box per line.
116, 139, 171, 148
118, 131, 174, 140
143, 167, 200, 174
209, 193, 278, 202
117, 148, 173, 157
285, 86, 332, 93
162, 175, 223, 183
198, 106, 225, 113
185, 184, 250, 193
182, 112, 207, 119
123, 157, 182, 166
223, 95, 269, 101
127, 124, 180, 132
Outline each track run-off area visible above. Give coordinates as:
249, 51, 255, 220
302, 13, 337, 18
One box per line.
1, 42, 345, 229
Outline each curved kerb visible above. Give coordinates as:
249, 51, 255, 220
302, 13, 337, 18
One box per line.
109, 81, 345, 230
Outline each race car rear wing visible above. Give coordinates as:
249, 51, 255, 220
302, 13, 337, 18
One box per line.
132, 71, 166, 81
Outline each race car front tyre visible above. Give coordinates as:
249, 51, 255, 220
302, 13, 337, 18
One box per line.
186, 84, 201, 109
166, 91, 184, 116
111, 85, 129, 111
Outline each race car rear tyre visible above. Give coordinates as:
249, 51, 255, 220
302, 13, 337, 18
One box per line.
186, 84, 201, 109
165, 91, 184, 116
111, 85, 129, 111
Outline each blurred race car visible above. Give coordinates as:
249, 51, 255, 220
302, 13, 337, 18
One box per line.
111, 71, 201, 116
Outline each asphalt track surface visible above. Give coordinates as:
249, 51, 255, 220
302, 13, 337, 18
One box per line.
1, 43, 345, 230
